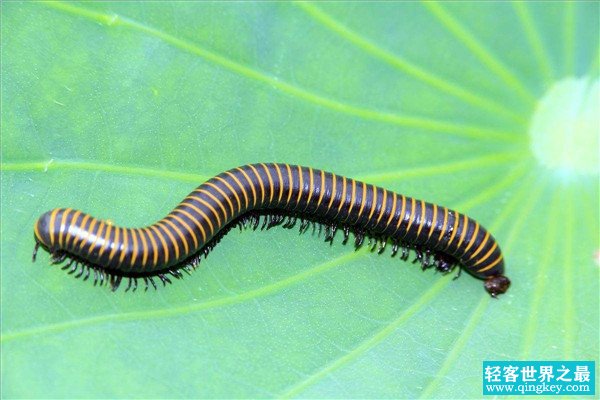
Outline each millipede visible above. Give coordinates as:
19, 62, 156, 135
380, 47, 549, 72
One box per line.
32, 163, 510, 297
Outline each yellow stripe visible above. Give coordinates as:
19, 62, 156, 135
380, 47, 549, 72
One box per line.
179, 202, 214, 235
456, 215, 470, 250
187, 192, 222, 227
445, 211, 461, 250
130, 228, 139, 268
344, 179, 357, 222
367, 185, 378, 229
403, 198, 417, 240
138, 228, 149, 267
86, 220, 105, 256
463, 222, 480, 253
65, 210, 82, 248
295, 165, 304, 208
226, 171, 249, 209
157, 220, 182, 261
170, 213, 199, 249
274, 164, 284, 205
78, 217, 96, 250
285, 164, 294, 206
437, 207, 449, 242
33, 211, 43, 240
325, 173, 337, 215
48, 208, 60, 246
142, 228, 158, 268
236, 167, 258, 207
384, 192, 397, 230
391, 195, 407, 236
58, 208, 71, 248
248, 164, 266, 205
71, 213, 90, 248
118, 227, 128, 267
34, 217, 42, 243
58, 208, 73, 249
261, 163, 275, 205
476, 253, 503, 273
206, 182, 234, 219
149, 225, 168, 265
174, 208, 207, 243
316, 169, 326, 211
334, 176, 347, 218
356, 182, 368, 224
415, 200, 426, 239
426, 204, 438, 240
473, 240, 497, 266
469, 231, 490, 260
375, 188, 388, 229
98, 223, 112, 258
215, 176, 241, 213
304, 167, 315, 212
162, 219, 188, 255
108, 226, 121, 264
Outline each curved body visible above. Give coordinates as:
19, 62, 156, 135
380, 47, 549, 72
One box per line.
34, 163, 509, 295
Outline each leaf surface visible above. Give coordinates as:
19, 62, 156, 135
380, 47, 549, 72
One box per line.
2, 2, 598, 398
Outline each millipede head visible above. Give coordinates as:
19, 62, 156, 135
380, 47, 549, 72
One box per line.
484, 275, 511, 298
33, 209, 55, 252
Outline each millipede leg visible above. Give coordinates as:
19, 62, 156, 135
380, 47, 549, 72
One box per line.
111, 275, 122, 291
67, 261, 78, 274
82, 266, 91, 281
32, 242, 40, 262
61, 258, 75, 270
261, 215, 270, 230
299, 219, 309, 233
169, 269, 183, 279
148, 276, 157, 290
284, 216, 297, 229
52, 252, 67, 264
325, 224, 337, 242
354, 232, 365, 248
369, 238, 378, 252
125, 277, 133, 292
75, 263, 85, 278
342, 226, 350, 244
420, 250, 432, 269
158, 274, 171, 286
401, 247, 409, 260
453, 267, 462, 280
391, 241, 399, 257
377, 240, 386, 254
413, 249, 423, 265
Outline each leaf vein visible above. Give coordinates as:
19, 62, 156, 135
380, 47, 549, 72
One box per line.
422, 1, 537, 105
297, 1, 527, 124
1, 250, 362, 342
40, 1, 519, 141
278, 276, 452, 398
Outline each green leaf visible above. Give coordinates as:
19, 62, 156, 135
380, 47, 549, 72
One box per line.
2, 1, 598, 398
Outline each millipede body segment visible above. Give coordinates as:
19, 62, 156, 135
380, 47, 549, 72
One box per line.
33, 163, 510, 296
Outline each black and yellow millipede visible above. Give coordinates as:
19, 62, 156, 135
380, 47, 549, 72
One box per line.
33, 163, 510, 296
